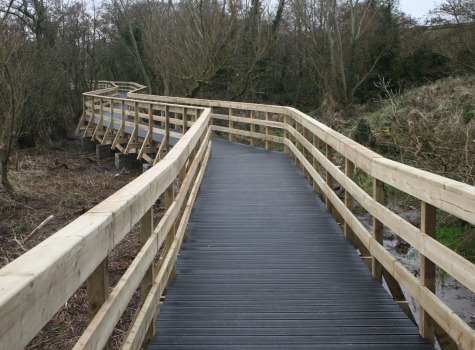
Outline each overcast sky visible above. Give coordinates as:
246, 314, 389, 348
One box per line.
398, 0, 444, 19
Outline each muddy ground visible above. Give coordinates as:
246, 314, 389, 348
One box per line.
356, 207, 475, 342
0, 137, 156, 349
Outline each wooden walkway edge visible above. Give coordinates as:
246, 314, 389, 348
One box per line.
149, 139, 433, 349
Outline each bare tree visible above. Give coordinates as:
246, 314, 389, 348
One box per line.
0, 12, 34, 191
429, 0, 475, 71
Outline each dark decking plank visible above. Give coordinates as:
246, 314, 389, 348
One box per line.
151, 139, 432, 349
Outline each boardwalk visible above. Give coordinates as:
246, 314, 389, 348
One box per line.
4, 82, 474, 349
150, 139, 432, 349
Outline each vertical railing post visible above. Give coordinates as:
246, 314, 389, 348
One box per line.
250, 110, 255, 147
140, 208, 155, 348
148, 103, 153, 134
312, 134, 321, 195
110, 97, 114, 126
134, 100, 139, 132
229, 108, 234, 142
372, 178, 384, 282
325, 144, 334, 213
303, 127, 310, 180
88, 96, 96, 139
100, 96, 104, 121
420, 202, 436, 345
183, 107, 188, 134
265, 112, 270, 150
165, 183, 176, 283
344, 159, 355, 240
121, 99, 125, 124
294, 121, 305, 169
292, 121, 298, 164
180, 161, 189, 240
284, 115, 290, 154
87, 258, 110, 350
165, 105, 170, 153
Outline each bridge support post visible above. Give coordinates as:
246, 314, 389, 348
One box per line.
115, 153, 140, 170
420, 202, 436, 345
96, 144, 112, 160
81, 138, 96, 152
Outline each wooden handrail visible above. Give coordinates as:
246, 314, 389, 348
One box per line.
129, 90, 475, 350
0, 82, 212, 349
1, 82, 474, 350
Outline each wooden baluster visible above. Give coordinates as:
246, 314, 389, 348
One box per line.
229, 108, 234, 142
344, 159, 355, 241
140, 208, 155, 348
312, 134, 321, 195
100, 96, 104, 121
303, 127, 310, 180
149, 103, 153, 134
165, 105, 170, 154
165, 183, 176, 284
372, 178, 384, 282
250, 111, 255, 147
87, 258, 111, 350
284, 115, 290, 154
110, 97, 114, 129
265, 112, 270, 150
183, 107, 188, 134
297, 123, 303, 168
121, 99, 125, 125
420, 202, 436, 345
292, 121, 298, 163
325, 144, 334, 213
134, 101, 138, 130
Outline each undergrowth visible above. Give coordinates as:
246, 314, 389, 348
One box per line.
328, 76, 475, 262
437, 226, 475, 263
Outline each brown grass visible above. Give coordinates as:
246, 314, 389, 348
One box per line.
369, 75, 475, 185
0, 137, 166, 349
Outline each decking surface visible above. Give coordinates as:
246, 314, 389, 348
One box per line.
150, 139, 433, 349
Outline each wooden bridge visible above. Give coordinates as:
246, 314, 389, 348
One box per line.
0, 81, 474, 349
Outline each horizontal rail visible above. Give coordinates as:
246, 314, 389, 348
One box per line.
1, 82, 474, 350
129, 90, 475, 350
77, 87, 204, 164
0, 82, 212, 348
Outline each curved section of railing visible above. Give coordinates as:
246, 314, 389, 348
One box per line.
0, 83, 212, 349
76, 83, 204, 164
130, 90, 475, 350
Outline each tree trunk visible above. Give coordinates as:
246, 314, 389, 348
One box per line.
1, 161, 12, 191
128, 23, 152, 94
1, 64, 15, 192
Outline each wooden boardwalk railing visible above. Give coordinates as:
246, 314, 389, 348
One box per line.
76, 81, 203, 164
0, 81, 474, 349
